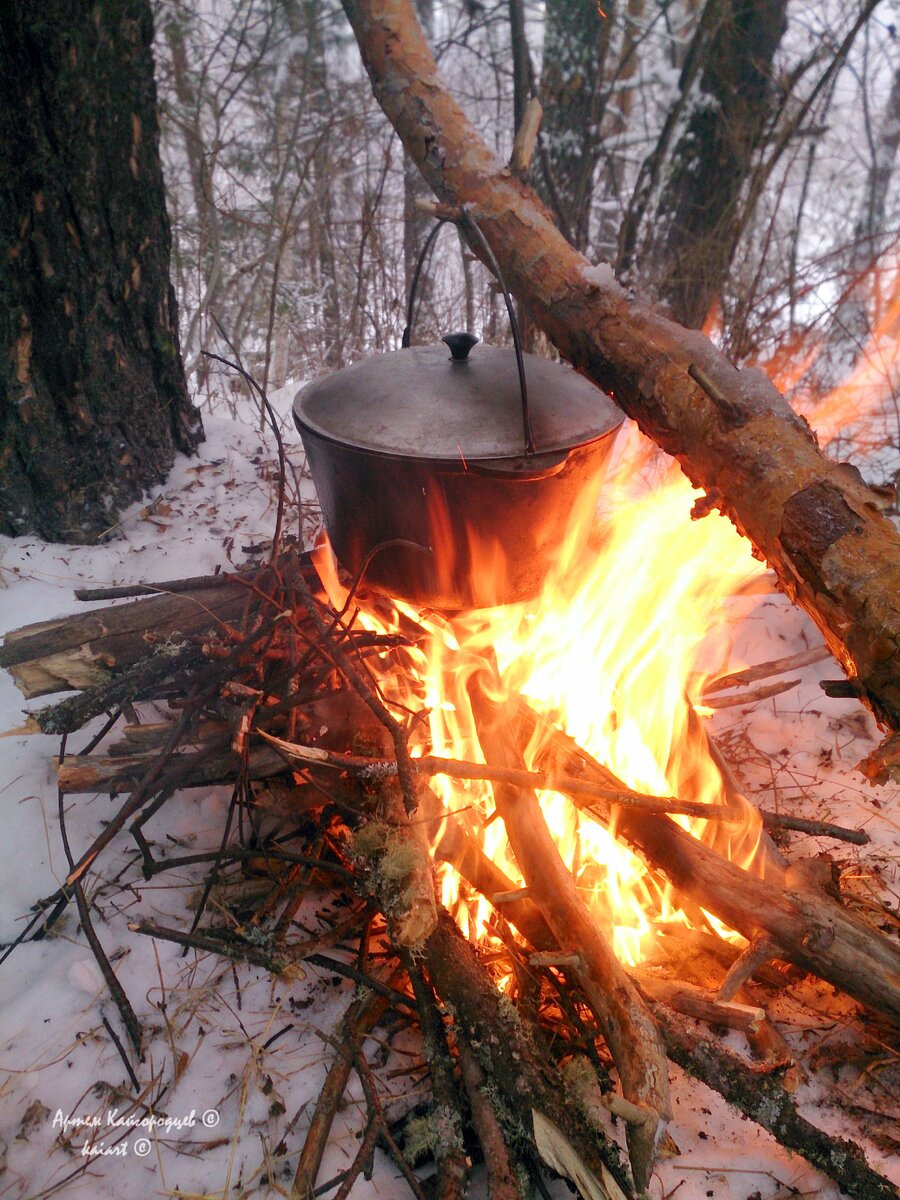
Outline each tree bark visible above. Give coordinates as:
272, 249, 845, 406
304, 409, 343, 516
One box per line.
645, 0, 789, 328
537, 0, 611, 252
339, 0, 900, 735
0, 0, 202, 542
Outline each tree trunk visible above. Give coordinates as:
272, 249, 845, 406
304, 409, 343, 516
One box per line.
0, 0, 202, 543
642, 0, 789, 329
339, 0, 900, 735
537, 0, 611, 252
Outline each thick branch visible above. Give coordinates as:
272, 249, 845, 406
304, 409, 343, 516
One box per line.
340, 0, 900, 732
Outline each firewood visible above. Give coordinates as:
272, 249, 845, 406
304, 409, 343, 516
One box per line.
291, 974, 396, 1200
456, 1032, 526, 1200
653, 1003, 899, 1200
55, 742, 285, 794
0, 579, 253, 698
423, 910, 635, 1200
467, 663, 671, 1194
340, 0, 900, 736
519, 703, 900, 1025
354, 777, 438, 949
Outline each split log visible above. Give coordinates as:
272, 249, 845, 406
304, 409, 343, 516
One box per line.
55, 742, 285, 794
0, 575, 254, 698
340, 0, 900, 735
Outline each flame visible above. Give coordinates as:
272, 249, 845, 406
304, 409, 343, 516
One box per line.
314, 421, 769, 965
311, 283, 896, 967
773, 250, 900, 449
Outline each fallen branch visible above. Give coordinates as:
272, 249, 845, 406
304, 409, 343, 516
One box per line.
256, 728, 733, 821
653, 1003, 899, 1200
340, 0, 900, 734
467, 662, 671, 1193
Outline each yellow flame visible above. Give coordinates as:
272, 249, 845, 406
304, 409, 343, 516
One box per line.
311, 300, 896, 967
314, 421, 768, 965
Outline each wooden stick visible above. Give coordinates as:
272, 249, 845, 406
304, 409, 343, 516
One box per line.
702, 678, 800, 708
653, 1002, 899, 1200
256, 728, 734, 821
466, 663, 670, 1194
760, 810, 870, 845
519, 703, 900, 1024
703, 646, 830, 694
291, 977, 394, 1199
340, 0, 900, 733
456, 1033, 526, 1200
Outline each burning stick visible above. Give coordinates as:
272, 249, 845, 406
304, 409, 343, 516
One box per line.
423, 910, 634, 1200
255, 728, 734, 821
466, 661, 671, 1195
519, 703, 900, 1025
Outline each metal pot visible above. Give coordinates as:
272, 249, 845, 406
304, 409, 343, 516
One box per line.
293, 333, 623, 610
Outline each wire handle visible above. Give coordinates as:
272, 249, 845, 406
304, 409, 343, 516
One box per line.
401, 212, 535, 457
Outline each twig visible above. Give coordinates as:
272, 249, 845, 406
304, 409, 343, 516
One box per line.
702, 678, 801, 709
57, 737, 143, 1054
760, 810, 870, 845
255, 728, 735, 821
74, 572, 245, 601
291, 974, 396, 1199
346, 1032, 429, 1200
703, 646, 830, 693
101, 1014, 141, 1091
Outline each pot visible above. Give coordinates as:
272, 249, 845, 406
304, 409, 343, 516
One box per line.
293, 333, 623, 610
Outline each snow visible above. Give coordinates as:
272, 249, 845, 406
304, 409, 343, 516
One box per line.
0, 395, 898, 1200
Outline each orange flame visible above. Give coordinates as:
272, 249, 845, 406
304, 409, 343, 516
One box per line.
312, 297, 896, 966
314, 421, 766, 964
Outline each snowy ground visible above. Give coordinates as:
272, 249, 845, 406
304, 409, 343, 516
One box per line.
0, 387, 897, 1200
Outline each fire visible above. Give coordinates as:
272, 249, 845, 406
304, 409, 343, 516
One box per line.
313, 421, 767, 965
308, 282, 899, 968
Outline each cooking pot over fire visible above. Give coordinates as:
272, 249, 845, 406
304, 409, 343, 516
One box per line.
293, 330, 623, 611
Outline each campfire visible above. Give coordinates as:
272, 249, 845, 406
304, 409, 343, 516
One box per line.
2, 400, 898, 1200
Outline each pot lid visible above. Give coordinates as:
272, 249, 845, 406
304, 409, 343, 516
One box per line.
293, 339, 622, 460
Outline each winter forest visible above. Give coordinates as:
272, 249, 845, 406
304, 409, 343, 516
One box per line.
160, 0, 900, 428
1, 2, 900, 1200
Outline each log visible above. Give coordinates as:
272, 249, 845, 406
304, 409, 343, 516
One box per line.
0, 577, 253, 698
423, 910, 635, 1200
467, 664, 671, 1193
340, 0, 900, 734
55, 742, 286, 794
521, 706, 900, 1025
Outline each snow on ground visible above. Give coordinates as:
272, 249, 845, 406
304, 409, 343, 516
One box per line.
0, 388, 897, 1200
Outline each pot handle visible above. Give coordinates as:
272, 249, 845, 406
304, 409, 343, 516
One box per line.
462, 451, 569, 481
401, 212, 536, 458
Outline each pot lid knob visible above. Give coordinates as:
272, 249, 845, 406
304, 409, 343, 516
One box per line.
442, 331, 479, 362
